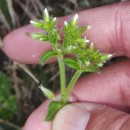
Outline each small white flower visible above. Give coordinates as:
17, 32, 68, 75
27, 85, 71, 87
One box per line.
39, 84, 55, 99
44, 8, 49, 21
44, 8, 48, 15
53, 17, 56, 22
64, 21, 68, 26
30, 20, 43, 28
85, 61, 90, 66
87, 26, 91, 29
98, 63, 103, 67
85, 40, 89, 42
108, 54, 112, 58
30, 20, 36, 24
39, 38, 44, 41
67, 46, 76, 51
84, 36, 89, 43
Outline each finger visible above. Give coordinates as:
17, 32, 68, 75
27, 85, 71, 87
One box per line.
23, 60, 130, 130
53, 102, 130, 130
3, 25, 52, 64
72, 60, 130, 112
3, 2, 130, 64
22, 100, 51, 130
53, 104, 90, 130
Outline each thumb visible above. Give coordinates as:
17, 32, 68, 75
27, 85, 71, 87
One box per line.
53, 103, 90, 130
52, 102, 130, 130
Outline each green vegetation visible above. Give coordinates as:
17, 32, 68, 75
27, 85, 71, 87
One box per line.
0, 72, 17, 120
29, 8, 112, 121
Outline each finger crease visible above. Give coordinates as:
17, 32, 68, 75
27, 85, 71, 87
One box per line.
114, 9, 127, 56
119, 116, 130, 130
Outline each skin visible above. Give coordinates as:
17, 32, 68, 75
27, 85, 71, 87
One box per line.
2, 1, 130, 130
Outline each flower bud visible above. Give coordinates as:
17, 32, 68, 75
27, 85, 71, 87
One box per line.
44, 8, 50, 22
39, 84, 55, 99
71, 14, 78, 26
30, 20, 43, 28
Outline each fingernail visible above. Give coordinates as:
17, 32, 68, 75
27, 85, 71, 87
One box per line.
53, 104, 90, 130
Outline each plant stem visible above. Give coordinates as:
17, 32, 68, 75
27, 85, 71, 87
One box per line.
63, 70, 82, 102
57, 55, 66, 100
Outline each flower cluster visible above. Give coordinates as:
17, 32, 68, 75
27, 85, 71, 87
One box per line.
29, 8, 112, 72
29, 8, 112, 121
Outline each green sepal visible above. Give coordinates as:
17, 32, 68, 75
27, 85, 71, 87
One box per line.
84, 67, 99, 73
49, 17, 56, 29
70, 14, 78, 26
64, 58, 79, 70
89, 43, 94, 53
45, 101, 69, 121
100, 54, 112, 61
76, 26, 87, 36
40, 50, 56, 64
27, 32, 48, 41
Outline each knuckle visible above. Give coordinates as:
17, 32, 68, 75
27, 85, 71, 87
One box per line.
114, 4, 130, 56
118, 61, 130, 108
87, 107, 130, 130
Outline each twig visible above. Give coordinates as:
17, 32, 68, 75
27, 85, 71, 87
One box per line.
15, 62, 40, 84
0, 119, 21, 130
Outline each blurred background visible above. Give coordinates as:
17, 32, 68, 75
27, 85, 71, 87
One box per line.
0, 0, 125, 129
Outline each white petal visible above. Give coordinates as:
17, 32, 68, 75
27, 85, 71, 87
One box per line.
53, 17, 56, 21
44, 8, 48, 15
87, 26, 91, 29
108, 54, 112, 58
64, 21, 68, 26
30, 20, 36, 24
73, 14, 78, 23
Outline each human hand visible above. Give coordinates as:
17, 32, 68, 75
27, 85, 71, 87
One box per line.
3, 2, 130, 130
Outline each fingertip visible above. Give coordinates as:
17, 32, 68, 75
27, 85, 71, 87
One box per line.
2, 25, 51, 64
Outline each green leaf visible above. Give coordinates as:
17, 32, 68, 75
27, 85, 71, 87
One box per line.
45, 101, 68, 121
64, 58, 79, 70
40, 50, 56, 64
0, 72, 17, 120
0, 0, 14, 28
39, 84, 55, 99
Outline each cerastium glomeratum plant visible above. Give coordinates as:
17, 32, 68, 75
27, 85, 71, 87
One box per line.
28, 8, 112, 121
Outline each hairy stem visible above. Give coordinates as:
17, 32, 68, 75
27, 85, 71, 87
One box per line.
63, 70, 82, 102
57, 55, 66, 100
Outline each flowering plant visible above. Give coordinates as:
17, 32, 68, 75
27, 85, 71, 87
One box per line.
29, 8, 112, 121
